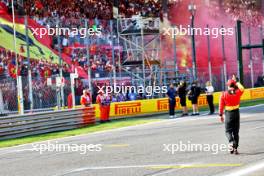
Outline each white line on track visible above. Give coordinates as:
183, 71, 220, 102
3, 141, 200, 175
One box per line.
218, 160, 264, 176
52, 163, 244, 176
51, 164, 191, 176
150, 168, 181, 176
52, 163, 198, 176
250, 126, 264, 130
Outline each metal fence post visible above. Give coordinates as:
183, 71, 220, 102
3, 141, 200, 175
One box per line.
207, 24, 212, 83
18, 76, 24, 114
24, 16, 34, 111
173, 25, 178, 79
190, 14, 197, 80
260, 25, 264, 76
247, 26, 254, 88
221, 67, 225, 91
70, 74, 76, 108
56, 18, 64, 108
0, 89, 4, 114
11, 0, 24, 114
110, 20, 117, 86
221, 25, 227, 90
236, 21, 244, 84
85, 19, 93, 94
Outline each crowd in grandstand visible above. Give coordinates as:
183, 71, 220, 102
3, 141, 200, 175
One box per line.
0, 47, 71, 111
0, 48, 71, 78
3, 0, 161, 20
118, 0, 161, 18
0, 0, 162, 81
70, 46, 122, 76
1, 0, 117, 78
20, 0, 161, 19
0, 45, 122, 81
22, 0, 113, 20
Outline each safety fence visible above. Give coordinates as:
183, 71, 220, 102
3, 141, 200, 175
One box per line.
0, 107, 95, 140
0, 76, 72, 114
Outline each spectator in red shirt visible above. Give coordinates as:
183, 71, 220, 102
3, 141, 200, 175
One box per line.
80, 89, 91, 107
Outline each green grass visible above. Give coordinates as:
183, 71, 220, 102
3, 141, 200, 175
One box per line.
197, 98, 264, 112
0, 99, 263, 149
240, 99, 264, 107
0, 118, 161, 148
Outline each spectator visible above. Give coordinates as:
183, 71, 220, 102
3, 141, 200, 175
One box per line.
128, 89, 137, 101
116, 92, 126, 102
177, 81, 188, 117
111, 93, 118, 102
188, 81, 201, 116
205, 81, 215, 115
80, 89, 91, 107
167, 83, 177, 118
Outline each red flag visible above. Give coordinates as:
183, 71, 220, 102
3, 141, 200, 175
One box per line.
40, 67, 51, 78
8, 63, 17, 79
35, 0, 43, 9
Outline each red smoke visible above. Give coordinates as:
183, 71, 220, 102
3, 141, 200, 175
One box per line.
163, 0, 264, 84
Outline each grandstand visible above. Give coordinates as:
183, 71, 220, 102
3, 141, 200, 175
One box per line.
0, 0, 264, 113
0, 0, 164, 112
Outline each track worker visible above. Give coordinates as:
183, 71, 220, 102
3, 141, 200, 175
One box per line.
80, 89, 93, 124
96, 91, 111, 123
219, 75, 244, 155
167, 83, 177, 118
80, 89, 91, 107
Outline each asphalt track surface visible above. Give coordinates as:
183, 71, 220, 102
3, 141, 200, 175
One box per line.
1, 105, 264, 176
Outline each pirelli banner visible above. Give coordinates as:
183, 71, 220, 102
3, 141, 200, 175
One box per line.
93, 87, 264, 119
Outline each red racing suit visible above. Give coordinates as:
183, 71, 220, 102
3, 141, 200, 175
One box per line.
219, 82, 244, 115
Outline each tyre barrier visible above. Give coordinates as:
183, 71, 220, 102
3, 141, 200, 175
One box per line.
0, 107, 95, 140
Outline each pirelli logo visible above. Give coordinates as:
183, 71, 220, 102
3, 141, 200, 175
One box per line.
157, 99, 180, 111
157, 99, 169, 111
198, 96, 208, 106
250, 88, 264, 99
115, 102, 141, 115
